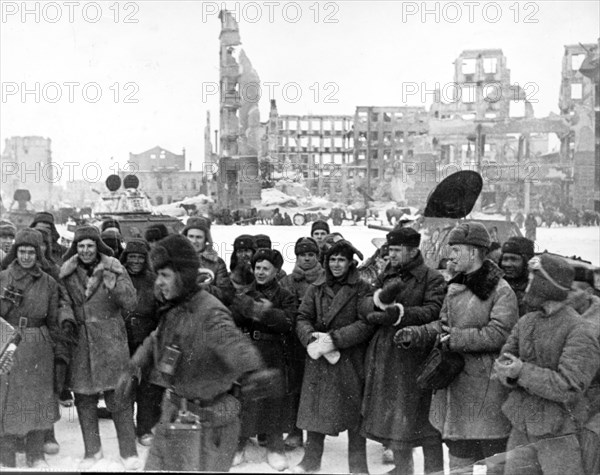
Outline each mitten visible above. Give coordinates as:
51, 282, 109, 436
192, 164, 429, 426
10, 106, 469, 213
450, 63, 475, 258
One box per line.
394, 327, 416, 348
103, 270, 117, 290
323, 350, 341, 365
379, 279, 404, 305
366, 307, 404, 326
197, 268, 215, 285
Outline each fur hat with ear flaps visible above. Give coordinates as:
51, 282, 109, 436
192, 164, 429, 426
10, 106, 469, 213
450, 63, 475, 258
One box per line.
2, 228, 49, 271
62, 225, 114, 262
150, 234, 200, 295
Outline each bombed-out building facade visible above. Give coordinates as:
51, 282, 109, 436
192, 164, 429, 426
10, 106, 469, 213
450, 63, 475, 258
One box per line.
208, 11, 598, 213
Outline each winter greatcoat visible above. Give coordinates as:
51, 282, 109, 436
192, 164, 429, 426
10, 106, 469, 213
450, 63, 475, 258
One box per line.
500, 298, 600, 437
59, 254, 136, 394
280, 262, 326, 394
413, 260, 519, 440
296, 266, 376, 435
0, 262, 62, 436
229, 278, 297, 436
360, 253, 446, 446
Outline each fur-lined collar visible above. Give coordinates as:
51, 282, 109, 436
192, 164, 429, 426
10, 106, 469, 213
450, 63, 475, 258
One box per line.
449, 259, 503, 301
60, 253, 124, 299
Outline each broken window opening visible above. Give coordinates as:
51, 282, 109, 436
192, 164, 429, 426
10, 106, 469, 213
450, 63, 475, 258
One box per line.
483, 57, 497, 74
571, 54, 586, 71
462, 58, 476, 75
383, 113, 392, 122
462, 84, 477, 104
571, 83, 583, 100
371, 112, 379, 122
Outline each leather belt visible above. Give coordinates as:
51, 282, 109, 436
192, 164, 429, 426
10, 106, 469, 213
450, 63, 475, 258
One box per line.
5, 316, 46, 329
244, 330, 283, 342
166, 389, 221, 414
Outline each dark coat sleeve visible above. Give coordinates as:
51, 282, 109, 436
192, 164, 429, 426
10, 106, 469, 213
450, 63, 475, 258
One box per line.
296, 285, 318, 347
206, 259, 235, 306
330, 281, 376, 349
204, 307, 264, 375
257, 288, 295, 333
400, 270, 446, 327
517, 323, 600, 404
108, 260, 137, 312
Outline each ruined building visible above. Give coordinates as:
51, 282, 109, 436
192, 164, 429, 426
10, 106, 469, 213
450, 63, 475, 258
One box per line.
0, 136, 54, 209
264, 100, 354, 196
560, 42, 599, 211
216, 10, 261, 209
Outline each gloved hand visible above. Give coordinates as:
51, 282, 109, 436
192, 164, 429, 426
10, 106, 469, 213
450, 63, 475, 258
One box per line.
379, 278, 404, 305
394, 327, 416, 348
493, 353, 522, 387
240, 368, 284, 401
366, 305, 404, 326
197, 268, 215, 285
307, 332, 337, 359
102, 270, 117, 290
54, 360, 68, 395
251, 298, 273, 321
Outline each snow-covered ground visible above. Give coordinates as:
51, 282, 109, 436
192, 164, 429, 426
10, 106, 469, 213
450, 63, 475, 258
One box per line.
15, 223, 598, 472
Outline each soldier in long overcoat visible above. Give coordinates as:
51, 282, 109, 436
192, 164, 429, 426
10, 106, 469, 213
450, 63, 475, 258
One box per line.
119, 238, 162, 446
293, 240, 375, 474
360, 228, 446, 475
279, 237, 325, 449
0, 229, 65, 468
59, 226, 139, 470
395, 223, 518, 475
229, 248, 296, 471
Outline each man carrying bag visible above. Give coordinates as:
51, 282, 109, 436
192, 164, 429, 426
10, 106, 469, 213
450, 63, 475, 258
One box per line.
119, 234, 273, 472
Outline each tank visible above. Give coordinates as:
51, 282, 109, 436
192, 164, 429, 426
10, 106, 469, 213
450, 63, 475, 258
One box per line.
91, 174, 184, 239
6, 189, 36, 230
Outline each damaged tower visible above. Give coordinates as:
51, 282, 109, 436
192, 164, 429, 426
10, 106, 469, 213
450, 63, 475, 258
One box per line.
217, 10, 261, 209
559, 42, 599, 211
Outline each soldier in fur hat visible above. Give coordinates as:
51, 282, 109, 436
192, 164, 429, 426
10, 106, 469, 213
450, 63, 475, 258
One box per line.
394, 222, 519, 475
360, 227, 446, 474
0, 229, 67, 468
496, 254, 600, 475
119, 239, 162, 446
293, 240, 374, 474
182, 218, 234, 305
59, 226, 140, 470
126, 234, 265, 471
500, 236, 535, 316
229, 248, 296, 471
29, 212, 67, 265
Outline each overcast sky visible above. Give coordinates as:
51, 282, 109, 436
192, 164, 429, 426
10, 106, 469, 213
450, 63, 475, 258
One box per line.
1, 1, 598, 181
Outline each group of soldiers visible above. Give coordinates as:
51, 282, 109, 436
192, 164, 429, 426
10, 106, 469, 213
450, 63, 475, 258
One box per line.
0, 211, 599, 474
